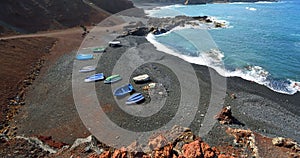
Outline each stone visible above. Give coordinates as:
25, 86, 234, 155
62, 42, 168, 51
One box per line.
230, 93, 237, 99
181, 139, 217, 158
272, 137, 298, 148
148, 134, 168, 151
215, 106, 234, 124
99, 151, 111, 158
272, 137, 285, 146
182, 140, 202, 157
36, 135, 67, 149
152, 144, 173, 158
112, 147, 127, 158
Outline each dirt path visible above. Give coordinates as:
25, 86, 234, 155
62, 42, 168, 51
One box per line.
0, 27, 84, 40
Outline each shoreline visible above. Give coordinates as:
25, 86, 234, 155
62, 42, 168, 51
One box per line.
141, 2, 300, 95
0, 1, 299, 157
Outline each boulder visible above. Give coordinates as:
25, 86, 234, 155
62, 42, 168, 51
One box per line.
272, 137, 299, 149
148, 134, 168, 151
215, 106, 234, 124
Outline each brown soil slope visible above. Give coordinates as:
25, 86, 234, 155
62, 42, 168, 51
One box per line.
0, 0, 134, 34
0, 37, 56, 129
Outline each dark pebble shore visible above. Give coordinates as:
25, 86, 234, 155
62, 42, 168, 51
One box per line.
95, 35, 300, 145
15, 8, 299, 148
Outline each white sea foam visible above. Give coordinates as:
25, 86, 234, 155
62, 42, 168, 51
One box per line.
225, 65, 299, 94
246, 7, 257, 11
288, 80, 300, 94
146, 31, 299, 95
228, 1, 275, 5
255, 1, 276, 4
228, 2, 255, 5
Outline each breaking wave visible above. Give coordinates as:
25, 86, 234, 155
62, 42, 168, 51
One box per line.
146, 30, 300, 95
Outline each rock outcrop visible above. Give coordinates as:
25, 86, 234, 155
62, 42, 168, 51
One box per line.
215, 106, 234, 124
1, 126, 299, 157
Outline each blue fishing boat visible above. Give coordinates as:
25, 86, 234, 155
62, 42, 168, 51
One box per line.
113, 84, 134, 96
126, 93, 145, 105
76, 54, 94, 60
84, 73, 104, 82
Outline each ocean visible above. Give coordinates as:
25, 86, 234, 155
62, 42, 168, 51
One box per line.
145, 0, 300, 95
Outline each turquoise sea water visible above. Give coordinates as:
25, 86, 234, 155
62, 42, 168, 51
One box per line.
145, 0, 300, 94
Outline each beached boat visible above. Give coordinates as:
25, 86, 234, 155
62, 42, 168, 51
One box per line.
109, 41, 121, 47
104, 74, 122, 84
133, 74, 150, 83
84, 73, 104, 82
76, 54, 94, 60
92, 47, 105, 53
126, 93, 145, 105
79, 66, 96, 73
113, 84, 134, 96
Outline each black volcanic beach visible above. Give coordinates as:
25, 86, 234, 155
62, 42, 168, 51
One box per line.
1, 1, 299, 157
16, 31, 300, 145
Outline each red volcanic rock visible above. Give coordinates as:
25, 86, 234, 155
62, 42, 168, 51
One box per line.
99, 151, 111, 158
112, 147, 127, 158
182, 140, 203, 157
226, 128, 252, 145
182, 139, 218, 158
182, 140, 202, 157
215, 106, 233, 124
88, 153, 100, 158
218, 154, 234, 158
149, 134, 168, 151
153, 144, 173, 158
200, 142, 215, 158
36, 135, 67, 149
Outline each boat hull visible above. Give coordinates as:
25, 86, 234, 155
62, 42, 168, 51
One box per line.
126, 93, 145, 104
114, 84, 134, 96
84, 73, 104, 82
104, 75, 122, 84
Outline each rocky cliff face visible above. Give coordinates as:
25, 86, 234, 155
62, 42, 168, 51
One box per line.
0, 0, 134, 34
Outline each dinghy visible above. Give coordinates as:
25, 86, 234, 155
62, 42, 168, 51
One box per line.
79, 66, 96, 73
109, 41, 121, 47
92, 47, 105, 53
133, 74, 150, 83
126, 93, 145, 105
76, 54, 94, 60
113, 84, 134, 96
84, 73, 104, 82
104, 74, 122, 84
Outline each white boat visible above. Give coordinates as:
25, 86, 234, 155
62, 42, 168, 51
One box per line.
109, 41, 121, 47
79, 66, 96, 73
133, 74, 150, 83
